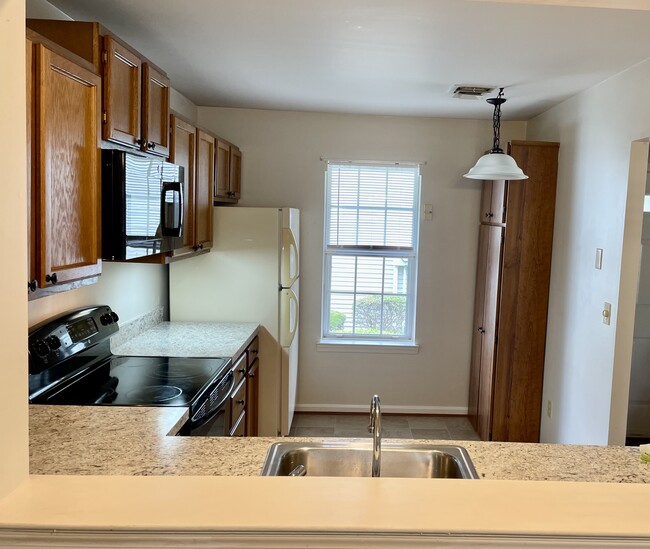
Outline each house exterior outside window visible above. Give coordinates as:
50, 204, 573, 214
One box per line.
321, 162, 421, 344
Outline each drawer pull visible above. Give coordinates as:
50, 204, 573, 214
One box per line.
237, 399, 245, 405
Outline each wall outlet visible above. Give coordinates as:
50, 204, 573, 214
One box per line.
547, 400, 552, 419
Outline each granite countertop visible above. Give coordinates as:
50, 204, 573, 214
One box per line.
29, 405, 650, 482
111, 321, 260, 360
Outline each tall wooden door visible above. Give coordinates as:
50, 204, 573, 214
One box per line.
169, 115, 196, 252
35, 44, 101, 287
475, 224, 504, 441
195, 130, 214, 250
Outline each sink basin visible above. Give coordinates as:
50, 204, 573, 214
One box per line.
260, 441, 479, 479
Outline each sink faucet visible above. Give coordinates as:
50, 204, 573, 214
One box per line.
368, 394, 381, 477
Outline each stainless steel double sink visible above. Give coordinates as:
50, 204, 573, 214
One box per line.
261, 441, 479, 479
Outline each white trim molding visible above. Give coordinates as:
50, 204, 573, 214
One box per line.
317, 341, 420, 354
295, 404, 468, 415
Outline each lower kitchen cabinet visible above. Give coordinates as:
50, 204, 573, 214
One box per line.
28, 34, 102, 294
227, 335, 259, 437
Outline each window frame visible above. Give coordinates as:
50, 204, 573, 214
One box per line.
320, 161, 421, 344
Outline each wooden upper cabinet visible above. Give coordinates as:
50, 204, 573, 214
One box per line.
142, 63, 170, 156
215, 139, 231, 200
214, 140, 242, 203
102, 35, 141, 147
26, 20, 170, 157
229, 145, 242, 201
27, 37, 36, 292
34, 44, 101, 287
169, 115, 197, 252
195, 130, 214, 250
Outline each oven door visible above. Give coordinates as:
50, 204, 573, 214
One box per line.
178, 371, 234, 436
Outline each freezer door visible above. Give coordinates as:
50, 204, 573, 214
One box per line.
280, 208, 299, 288
281, 228, 299, 288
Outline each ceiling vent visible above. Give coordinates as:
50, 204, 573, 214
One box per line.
450, 85, 495, 100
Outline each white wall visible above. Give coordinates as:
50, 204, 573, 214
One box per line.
0, 0, 28, 499
198, 107, 526, 413
528, 60, 650, 445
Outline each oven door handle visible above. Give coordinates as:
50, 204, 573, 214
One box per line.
188, 372, 235, 430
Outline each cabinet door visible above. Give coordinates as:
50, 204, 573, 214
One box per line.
141, 63, 170, 156
195, 130, 214, 250
246, 358, 259, 436
103, 35, 141, 147
475, 225, 504, 441
169, 115, 196, 251
27, 38, 36, 292
468, 225, 489, 430
229, 145, 242, 200
214, 139, 231, 200
480, 180, 506, 224
35, 45, 101, 287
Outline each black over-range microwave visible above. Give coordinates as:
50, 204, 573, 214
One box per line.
102, 150, 184, 261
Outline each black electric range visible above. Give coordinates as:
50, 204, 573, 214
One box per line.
28, 306, 234, 435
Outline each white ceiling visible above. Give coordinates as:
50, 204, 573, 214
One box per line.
41, 0, 650, 120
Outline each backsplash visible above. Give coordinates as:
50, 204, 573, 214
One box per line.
110, 307, 165, 350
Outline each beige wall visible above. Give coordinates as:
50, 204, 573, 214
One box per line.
0, 0, 28, 498
198, 107, 526, 413
528, 59, 650, 445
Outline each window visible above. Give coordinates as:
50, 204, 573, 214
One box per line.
321, 162, 421, 343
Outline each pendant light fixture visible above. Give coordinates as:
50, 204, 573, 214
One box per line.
464, 88, 527, 180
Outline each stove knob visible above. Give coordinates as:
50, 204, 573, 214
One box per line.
46, 335, 61, 350
110, 312, 119, 323
100, 314, 111, 326
34, 340, 49, 357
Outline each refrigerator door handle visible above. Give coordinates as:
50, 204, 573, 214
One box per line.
280, 288, 299, 348
281, 228, 299, 288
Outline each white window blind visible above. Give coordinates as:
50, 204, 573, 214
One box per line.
322, 162, 421, 342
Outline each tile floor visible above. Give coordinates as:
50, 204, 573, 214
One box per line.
289, 413, 480, 441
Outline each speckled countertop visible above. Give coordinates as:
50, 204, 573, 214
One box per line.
29, 405, 650, 482
111, 321, 260, 360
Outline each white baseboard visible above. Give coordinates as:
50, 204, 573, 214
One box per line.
294, 404, 468, 415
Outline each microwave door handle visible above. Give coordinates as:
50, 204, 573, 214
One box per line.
161, 182, 183, 237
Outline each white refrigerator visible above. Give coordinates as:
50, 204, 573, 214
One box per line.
169, 207, 299, 436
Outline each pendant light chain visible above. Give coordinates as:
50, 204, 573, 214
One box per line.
491, 88, 505, 154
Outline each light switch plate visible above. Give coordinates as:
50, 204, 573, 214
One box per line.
595, 248, 603, 270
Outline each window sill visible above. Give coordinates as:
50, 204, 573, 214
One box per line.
317, 340, 420, 354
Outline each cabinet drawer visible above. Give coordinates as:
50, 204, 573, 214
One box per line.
247, 336, 259, 369
230, 378, 247, 423
231, 352, 247, 387
230, 410, 246, 437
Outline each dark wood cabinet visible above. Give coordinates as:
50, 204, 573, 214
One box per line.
468, 141, 559, 442
227, 335, 260, 437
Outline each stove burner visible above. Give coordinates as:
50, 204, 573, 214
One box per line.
125, 385, 183, 403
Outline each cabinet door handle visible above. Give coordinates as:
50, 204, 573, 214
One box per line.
238, 368, 246, 374
237, 399, 245, 405
28, 279, 38, 292
485, 212, 494, 218
249, 373, 255, 379
46, 273, 58, 284
148, 142, 156, 150
136, 138, 145, 146
478, 327, 485, 334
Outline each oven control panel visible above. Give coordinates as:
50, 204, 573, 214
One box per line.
28, 305, 119, 374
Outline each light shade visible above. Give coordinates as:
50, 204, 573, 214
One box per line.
464, 151, 528, 180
